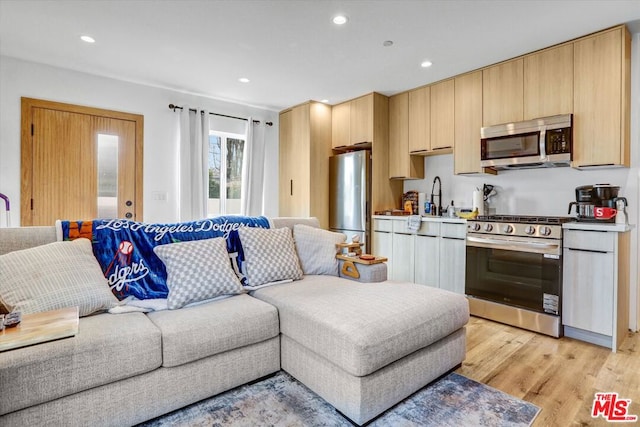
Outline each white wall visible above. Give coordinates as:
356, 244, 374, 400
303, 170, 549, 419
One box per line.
404, 33, 640, 331
0, 56, 280, 225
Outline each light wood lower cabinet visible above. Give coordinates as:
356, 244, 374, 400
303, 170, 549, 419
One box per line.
562, 228, 630, 351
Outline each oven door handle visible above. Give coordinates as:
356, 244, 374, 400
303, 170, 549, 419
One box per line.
466, 236, 561, 254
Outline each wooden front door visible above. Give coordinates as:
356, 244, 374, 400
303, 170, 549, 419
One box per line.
21, 98, 143, 226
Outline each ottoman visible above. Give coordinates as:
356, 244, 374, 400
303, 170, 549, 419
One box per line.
251, 275, 469, 425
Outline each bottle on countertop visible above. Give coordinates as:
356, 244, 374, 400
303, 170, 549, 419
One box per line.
448, 201, 456, 218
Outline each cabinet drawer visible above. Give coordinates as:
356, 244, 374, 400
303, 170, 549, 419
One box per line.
417, 221, 440, 236
393, 219, 417, 234
564, 230, 615, 252
441, 222, 466, 239
373, 219, 393, 232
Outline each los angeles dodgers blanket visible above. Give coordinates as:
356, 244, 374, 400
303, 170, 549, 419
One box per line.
58, 216, 271, 300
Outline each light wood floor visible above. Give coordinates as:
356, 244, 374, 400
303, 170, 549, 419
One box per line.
455, 316, 640, 427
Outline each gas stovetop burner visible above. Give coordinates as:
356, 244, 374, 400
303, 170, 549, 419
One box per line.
475, 215, 575, 225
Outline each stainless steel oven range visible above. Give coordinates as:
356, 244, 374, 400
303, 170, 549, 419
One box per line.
465, 215, 574, 337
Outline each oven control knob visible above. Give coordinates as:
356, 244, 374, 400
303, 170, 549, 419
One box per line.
503, 224, 514, 234
484, 223, 493, 232
470, 222, 481, 232
524, 225, 536, 235
540, 226, 552, 236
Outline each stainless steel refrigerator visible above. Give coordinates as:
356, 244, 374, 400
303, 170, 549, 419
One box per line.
329, 150, 371, 252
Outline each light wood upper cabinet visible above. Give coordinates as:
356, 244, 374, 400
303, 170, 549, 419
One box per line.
408, 86, 430, 153
430, 79, 455, 150
483, 58, 523, 126
331, 102, 350, 148
454, 71, 485, 175
389, 92, 423, 180
351, 94, 374, 144
279, 101, 332, 228
573, 26, 631, 168
524, 44, 573, 119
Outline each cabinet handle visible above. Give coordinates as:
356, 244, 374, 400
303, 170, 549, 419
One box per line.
290, 179, 293, 196
566, 247, 609, 254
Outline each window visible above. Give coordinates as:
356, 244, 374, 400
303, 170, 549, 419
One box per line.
208, 132, 245, 216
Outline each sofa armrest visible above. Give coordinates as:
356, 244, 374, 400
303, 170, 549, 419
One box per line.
338, 260, 387, 283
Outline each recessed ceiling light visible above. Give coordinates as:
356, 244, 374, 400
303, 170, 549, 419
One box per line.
383, 40, 394, 47
238, 77, 250, 83
320, 99, 329, 104
332, 15, 348, 25
421, 60, 433, 68
80, 35, 95, 43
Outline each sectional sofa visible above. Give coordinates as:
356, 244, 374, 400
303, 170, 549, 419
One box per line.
0, 217, 469, 426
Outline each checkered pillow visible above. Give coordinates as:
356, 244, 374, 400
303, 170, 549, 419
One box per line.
238, 226, 303, 289
153, 237, 244, 309
293, 224, 346, 276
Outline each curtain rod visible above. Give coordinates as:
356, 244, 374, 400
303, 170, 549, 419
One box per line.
168, 104, 273, 126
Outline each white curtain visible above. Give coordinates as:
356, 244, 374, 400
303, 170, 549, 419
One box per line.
240, 117, 267, 216
178, 107, 209, 221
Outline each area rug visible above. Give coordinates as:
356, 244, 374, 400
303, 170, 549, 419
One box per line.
138, 371, 540, 427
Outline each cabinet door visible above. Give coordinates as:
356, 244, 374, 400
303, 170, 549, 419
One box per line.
372, 230, 392, 262
391, 232, 414, 282
290, 104, 311, 216
483, 58, 524, 126
278, 109, 294, 215
389, 93, 423, 179
350, 95, 373, 144
563, 248, 614, 336
524, 44, 573, 119
414, 234, 439, 287
573, 27, 628, 167
454, 71, 484, 175
430, 79, 455, 150
408, 86, 430, 153
331, 102, 350, 148
438, 237, 466, 294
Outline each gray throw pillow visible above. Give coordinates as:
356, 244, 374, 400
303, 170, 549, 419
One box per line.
238, 226, 303, 289
293, 224, 346, 276
0, 238, 118, 316
153, 237, 244, 309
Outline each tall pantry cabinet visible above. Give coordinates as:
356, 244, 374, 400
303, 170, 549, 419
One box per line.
278, 101, 332, 228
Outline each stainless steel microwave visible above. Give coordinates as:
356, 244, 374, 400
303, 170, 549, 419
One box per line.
480, 114, 572, 170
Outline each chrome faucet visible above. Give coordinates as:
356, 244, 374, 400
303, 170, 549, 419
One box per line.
431, 176, 442, 217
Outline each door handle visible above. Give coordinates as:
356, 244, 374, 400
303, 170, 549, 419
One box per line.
290, 180, 293, 196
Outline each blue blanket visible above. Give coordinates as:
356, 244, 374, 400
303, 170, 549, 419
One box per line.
60, 216, 271, 300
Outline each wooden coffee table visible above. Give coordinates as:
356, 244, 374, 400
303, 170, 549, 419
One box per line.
0, 306, 79, 352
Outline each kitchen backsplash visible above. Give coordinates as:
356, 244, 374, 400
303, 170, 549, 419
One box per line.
404, 154, 637, 218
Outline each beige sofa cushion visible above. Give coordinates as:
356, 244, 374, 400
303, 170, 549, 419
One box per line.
0, 312, 161, 416
147, 294, 279, 367
251, 276, 469, 377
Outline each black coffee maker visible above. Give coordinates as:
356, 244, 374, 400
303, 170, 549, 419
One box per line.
568, 184, 626, 223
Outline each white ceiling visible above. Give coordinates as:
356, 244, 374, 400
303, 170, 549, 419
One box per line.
1, 0, 639, 112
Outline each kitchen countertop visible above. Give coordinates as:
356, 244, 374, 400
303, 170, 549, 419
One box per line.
563, 222, 634, 232
372, 215, 466, 224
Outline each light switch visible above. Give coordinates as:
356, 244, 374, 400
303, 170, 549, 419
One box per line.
152, 191, 168, 202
